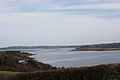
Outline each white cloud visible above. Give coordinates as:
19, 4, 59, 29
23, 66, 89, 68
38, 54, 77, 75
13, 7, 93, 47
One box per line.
0, 0, 120, 46
56, 2, 120, 10
0, 0, 57, 12
0, 0, 120, 12
0, 7, 8, 11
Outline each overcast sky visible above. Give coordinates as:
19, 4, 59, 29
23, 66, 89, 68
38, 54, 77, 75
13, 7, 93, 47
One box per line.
0, 0, 120, 47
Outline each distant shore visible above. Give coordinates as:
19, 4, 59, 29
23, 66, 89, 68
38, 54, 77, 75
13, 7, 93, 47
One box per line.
74, 48, 120, 51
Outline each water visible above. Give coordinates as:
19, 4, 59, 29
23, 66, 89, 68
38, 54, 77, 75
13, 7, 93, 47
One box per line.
28, 48, 120, 68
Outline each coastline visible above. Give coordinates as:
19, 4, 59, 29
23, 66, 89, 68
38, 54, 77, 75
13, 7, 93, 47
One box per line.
1, 48, 120, 80
74, 48, 120, 51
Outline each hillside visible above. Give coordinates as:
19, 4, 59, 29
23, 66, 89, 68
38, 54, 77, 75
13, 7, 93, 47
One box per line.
1, 63, 120, 80
0, 51, 52, 72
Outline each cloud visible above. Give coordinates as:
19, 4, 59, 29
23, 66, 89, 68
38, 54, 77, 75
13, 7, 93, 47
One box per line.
0, 0, 120, 12
0, 0, 57, 12
0, 0, 120, 47
0, 12, 120, 47
56, 2, 120, 10
0, 7, 9, 11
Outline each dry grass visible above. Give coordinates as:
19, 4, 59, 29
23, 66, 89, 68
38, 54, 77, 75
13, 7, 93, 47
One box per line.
76, 48, 120, 51
0, 71, 20, 75
0, 71, 21, 80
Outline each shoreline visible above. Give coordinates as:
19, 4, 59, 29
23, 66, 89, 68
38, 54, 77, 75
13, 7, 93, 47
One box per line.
74, 48, 120, 51
1, 50, 120, 80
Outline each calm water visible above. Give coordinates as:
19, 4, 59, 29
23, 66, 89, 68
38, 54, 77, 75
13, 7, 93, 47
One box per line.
28, 48, 120, 68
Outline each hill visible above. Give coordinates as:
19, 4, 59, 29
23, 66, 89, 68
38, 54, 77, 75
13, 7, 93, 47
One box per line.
0, 46, 81, 50
80, 42, 120, 48
0, 42, 120, 51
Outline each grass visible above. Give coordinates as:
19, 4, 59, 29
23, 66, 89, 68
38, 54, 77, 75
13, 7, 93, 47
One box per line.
0, 71, 20, 74
75, 48, 120, 51
0, 71, 21, 80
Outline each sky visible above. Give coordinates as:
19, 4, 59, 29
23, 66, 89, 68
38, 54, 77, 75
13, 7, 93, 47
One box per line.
0, 0, 120, 47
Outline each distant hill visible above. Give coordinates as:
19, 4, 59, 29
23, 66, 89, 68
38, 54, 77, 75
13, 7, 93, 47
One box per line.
80, 42, 120, 48
0, 42, 120, 50
0, 46, 81, 50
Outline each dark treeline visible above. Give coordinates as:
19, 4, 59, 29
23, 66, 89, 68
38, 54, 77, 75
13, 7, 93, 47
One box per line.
1, 64, 120, 80
80, 42, 120, 48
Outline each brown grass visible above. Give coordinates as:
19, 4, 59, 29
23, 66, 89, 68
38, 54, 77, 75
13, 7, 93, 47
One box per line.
75, 48, 120, 51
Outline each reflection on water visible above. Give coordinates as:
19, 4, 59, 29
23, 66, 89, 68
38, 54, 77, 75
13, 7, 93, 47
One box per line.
28, 48, 120, 67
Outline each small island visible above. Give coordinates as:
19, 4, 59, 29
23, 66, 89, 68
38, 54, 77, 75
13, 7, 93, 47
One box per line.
74, 43, 120, 51
75, 47, 120, 51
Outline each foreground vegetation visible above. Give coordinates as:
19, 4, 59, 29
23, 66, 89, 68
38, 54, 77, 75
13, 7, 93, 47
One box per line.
0, 51, 52, 72
1, 51, 120, 80
1, 64, 120, 80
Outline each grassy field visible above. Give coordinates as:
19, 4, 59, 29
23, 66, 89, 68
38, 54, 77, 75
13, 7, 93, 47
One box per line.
75, 48, 120, 51
0, 71, 20, 80
0, 71, 20, 74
